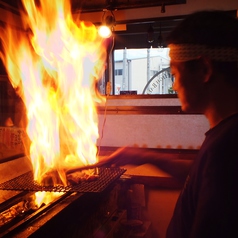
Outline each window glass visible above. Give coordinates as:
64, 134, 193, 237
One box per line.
113, 47, 175, 95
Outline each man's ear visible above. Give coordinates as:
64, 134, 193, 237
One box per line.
199, 56, 213, 83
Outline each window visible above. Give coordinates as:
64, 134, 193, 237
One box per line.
96, 15, 189, 96
113, 47, 175, 95
115, 69, 123, 76
97, 11, 236, 96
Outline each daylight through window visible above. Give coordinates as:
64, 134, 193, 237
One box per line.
113, 47, 175, 95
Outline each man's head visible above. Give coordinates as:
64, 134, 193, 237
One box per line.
166, 11, 238, 114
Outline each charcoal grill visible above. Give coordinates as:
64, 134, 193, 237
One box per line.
0, 154, 127, 238
0, 167, 126, 193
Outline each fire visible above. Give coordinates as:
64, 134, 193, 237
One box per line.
34, 191, 63, 208
0, 0, 107, 186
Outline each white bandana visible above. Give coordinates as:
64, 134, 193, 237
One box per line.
169, 44, 238, 62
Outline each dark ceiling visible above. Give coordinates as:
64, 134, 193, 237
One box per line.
69, 0, 186, 49
0, 0, 187, 49
71, 0, 186, 13
0, 0, 186, 13
1, 1, 235, 50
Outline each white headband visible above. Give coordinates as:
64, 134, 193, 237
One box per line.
169, 44, 238, 62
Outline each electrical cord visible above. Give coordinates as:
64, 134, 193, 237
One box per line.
97, 36, 114, 157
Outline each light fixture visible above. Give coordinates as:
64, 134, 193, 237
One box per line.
98, 10, 116, 38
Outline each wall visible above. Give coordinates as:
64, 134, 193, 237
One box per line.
97, 97, 210, 149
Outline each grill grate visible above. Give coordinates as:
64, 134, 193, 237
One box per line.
0, 168, 126, 193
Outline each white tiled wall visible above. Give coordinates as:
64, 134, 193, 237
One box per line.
97, 98, 210, 149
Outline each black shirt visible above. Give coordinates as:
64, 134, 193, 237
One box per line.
166, 113, 238, 238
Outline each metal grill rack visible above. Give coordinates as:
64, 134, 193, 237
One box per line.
0, 167, 126, 193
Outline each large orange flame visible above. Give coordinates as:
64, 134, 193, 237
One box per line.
0, 0, 107, 186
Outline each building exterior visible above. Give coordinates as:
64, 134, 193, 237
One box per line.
114, 48, 172, 95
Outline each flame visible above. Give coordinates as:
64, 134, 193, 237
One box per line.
0, 0, 107, 186
34, 191, 63, 208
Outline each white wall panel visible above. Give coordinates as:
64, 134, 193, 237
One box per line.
97, 112, 209, 149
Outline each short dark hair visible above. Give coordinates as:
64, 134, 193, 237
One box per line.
166, 10, 238, 48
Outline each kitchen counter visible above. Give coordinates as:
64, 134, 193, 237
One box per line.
122, 163, 184, 188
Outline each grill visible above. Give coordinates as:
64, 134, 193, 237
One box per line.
0, 154, 128, 237
0, 167, 126, 193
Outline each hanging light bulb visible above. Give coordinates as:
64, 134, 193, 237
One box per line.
98, 25, 112, 38
98, 11, 115, 38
